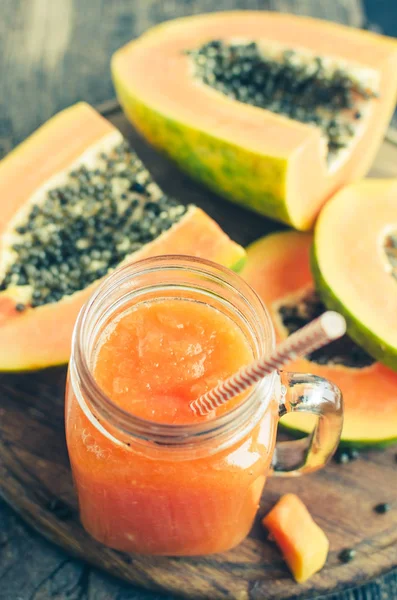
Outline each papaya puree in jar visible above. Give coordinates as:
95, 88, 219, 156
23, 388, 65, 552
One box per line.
66, 297, 278, 555
66, 255, 344, 555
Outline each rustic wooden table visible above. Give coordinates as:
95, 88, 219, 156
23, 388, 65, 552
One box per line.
0, 1, 396, 599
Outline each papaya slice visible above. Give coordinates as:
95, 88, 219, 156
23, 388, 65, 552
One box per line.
111, 11, 397, 230
262, 494, 329, 583
313, 179, 397, 371
0, 102, 245, 371
241, 230, 397, 446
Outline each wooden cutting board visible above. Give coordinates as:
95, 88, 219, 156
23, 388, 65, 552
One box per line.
0, 103, 396, 600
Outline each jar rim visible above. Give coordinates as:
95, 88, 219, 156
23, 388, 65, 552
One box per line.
71, 254, 276, 447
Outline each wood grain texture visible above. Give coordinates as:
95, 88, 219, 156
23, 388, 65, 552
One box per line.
0, 105, 396, 600
1, 1, 395, 599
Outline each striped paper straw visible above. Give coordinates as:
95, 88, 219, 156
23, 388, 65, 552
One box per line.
190, 311, 346, 417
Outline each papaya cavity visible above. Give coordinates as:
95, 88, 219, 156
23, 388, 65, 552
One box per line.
277, 289, 374, 368
188, 40, 378, 163
384, 233, 397, 280
0, 134, 188, 309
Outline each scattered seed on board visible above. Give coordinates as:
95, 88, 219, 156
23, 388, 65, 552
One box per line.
334, 447, 360, 464
374, 502, 391, 514
335, 452, 350, 465
339, 548, 356, 563
47, 498, 74, 521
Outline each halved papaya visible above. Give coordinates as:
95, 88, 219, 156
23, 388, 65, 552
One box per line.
111, 11, 397, 230
241, 231, 397, 446
313, 179, 397, 371
0, 102, 245, 371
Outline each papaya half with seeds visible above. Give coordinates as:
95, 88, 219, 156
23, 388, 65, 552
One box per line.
112, 11, 397, 230
241, 230, 397, 447
313, 179, 397, 371
0, 102, 245, 371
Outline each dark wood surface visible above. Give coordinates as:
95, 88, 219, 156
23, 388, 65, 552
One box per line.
1, 1, 396, 599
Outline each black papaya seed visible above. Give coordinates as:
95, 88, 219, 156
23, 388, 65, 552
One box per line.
339, 548, 356, 563
374, 503, 391, 514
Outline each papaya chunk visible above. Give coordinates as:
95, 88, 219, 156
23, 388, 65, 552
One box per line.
262, 493, 329, 583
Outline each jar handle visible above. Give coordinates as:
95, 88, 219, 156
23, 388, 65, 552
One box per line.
271, 371, 343, 477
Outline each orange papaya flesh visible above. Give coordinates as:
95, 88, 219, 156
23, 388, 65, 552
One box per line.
262, 493, 329, 583
112, 11, 397, 230
312, 179, 397, 371
241, 231, 397, 446
0, 103, 245, 371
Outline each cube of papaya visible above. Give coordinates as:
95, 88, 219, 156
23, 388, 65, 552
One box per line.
262, 493, 329, 583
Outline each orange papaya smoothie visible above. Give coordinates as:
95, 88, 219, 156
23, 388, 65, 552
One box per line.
66, 298, 278, 555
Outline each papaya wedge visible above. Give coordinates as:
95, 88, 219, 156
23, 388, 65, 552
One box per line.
0, 103, 245, 370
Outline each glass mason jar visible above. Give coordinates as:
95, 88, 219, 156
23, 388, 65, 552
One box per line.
65, 256, 343, 556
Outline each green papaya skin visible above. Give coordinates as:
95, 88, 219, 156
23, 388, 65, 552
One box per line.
282, 416, 397, 449
311, 244, 397, 372
113, 77, 292, 226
